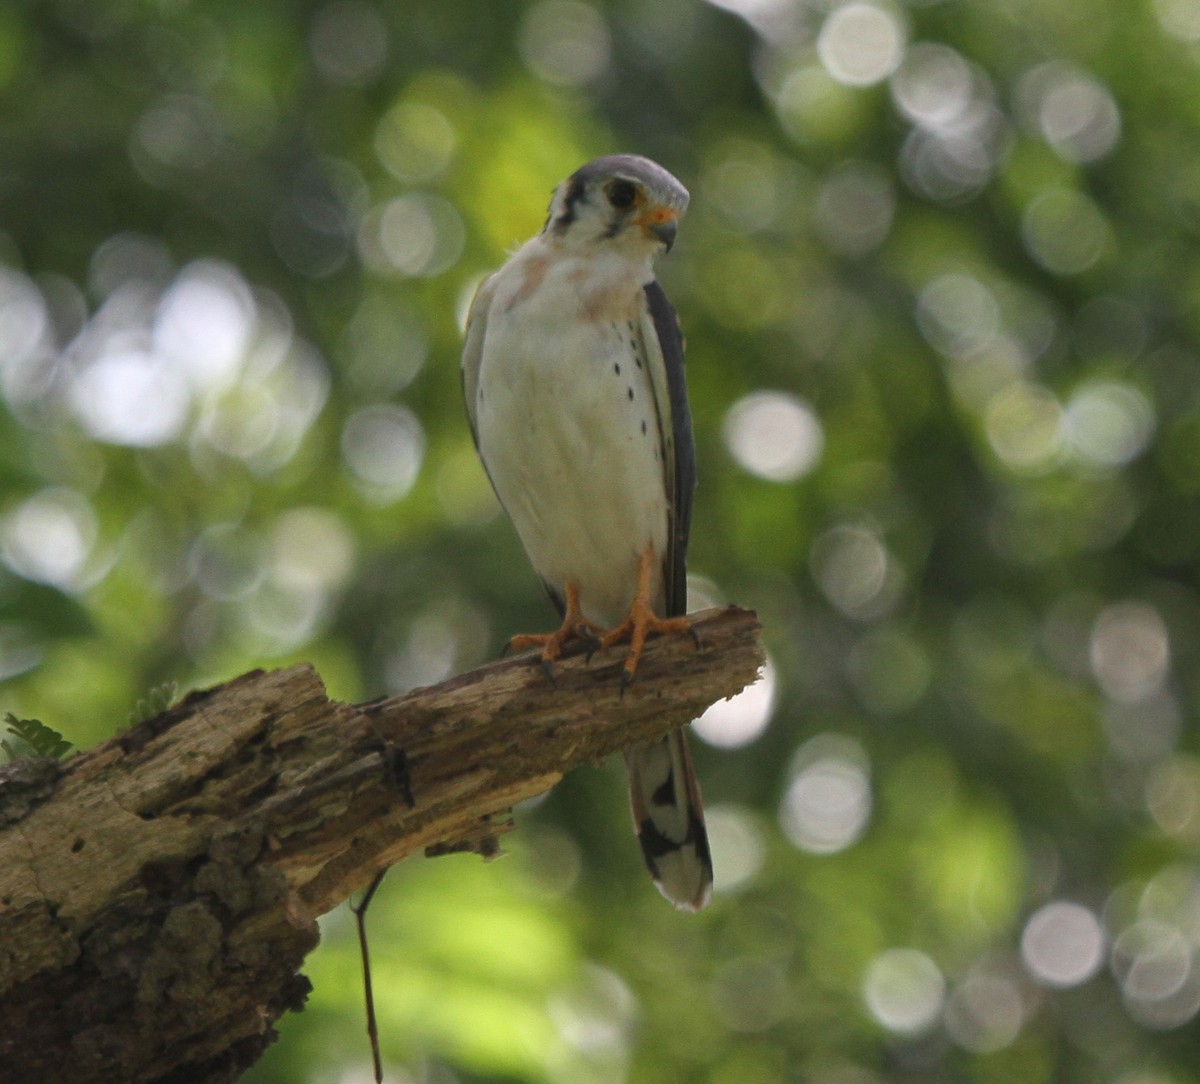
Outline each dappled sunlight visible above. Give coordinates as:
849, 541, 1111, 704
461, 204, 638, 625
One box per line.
6, 0, 1200, 1079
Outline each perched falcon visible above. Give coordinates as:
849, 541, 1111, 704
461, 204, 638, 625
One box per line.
462, 154, 713, 911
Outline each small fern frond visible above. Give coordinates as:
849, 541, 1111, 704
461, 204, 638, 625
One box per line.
2, 713, 74, 761
127, 681, 179, 728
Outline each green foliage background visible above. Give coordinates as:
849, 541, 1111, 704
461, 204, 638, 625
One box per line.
4, 1, 1200, 1081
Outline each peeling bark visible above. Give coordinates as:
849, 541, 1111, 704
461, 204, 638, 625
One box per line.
0, 605, 763, 1083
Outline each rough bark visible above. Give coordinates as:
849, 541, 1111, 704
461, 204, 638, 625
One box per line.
0, 605, 763, 1084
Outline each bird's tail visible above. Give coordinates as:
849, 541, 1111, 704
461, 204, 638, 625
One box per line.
623, 728, 713, 911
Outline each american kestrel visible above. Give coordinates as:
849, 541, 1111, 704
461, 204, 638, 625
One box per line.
461, 154, 713, 911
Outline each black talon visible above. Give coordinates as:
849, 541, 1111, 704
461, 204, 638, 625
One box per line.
688, 626, 702, 652
578, 627, 602, 661
541, 657, 559, 687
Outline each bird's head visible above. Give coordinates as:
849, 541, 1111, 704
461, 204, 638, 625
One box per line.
543, 154, 689, 255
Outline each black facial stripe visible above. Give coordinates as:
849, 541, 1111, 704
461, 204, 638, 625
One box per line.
551, 176, 588, 234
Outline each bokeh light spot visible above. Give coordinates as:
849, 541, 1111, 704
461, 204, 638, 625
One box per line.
1104, 691, 1181, 764
810, 524, 900, 619
1062, 379, 1155, 469
153, 260, 256, 392
519, 1, 611, 87
891, 43, 973, 128
943, 972, 1024, 1052
694, 656, 776, 748
1021, 901, 1105, 988
1090, 601, 1169, 703
1018, 62, 1121, 164
703, 141, 787, 234
360, 194, 465, 277
723, 391, 824, 482
847, 626, 930, 715
863, 948, 945, 1035
707, 805, 767, 894
0, 268, 49, 378
309, 0, 388, 86
270, 507, 357, 592
916, 273, 1000, 360
711, 955, 788, 1033
374, 100, 457, 183
1146, 757, 1200, 843
814, 161, 895, 257
1022, 187, 1110, 275
1, 488, 97, 590
780, 733, 872, 855
341, 403, 426, 500
984, 382, 1064, 474
547, 963, 635, 1057
1156, 0, 1200, 40
818, 3, 906, 88
70, 350, 191, 447
1113, 919, 1200, 1028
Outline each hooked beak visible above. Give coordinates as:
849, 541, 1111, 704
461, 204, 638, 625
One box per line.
638, 207, 680, 252
647, 217, 678, 251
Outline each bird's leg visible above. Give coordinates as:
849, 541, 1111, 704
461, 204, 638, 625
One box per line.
598, 542, 697, 686
507, 581, 604, 680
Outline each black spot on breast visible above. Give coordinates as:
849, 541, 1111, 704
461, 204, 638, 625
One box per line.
627, 387, 634, 401
614, 362, 621, 375
641, 420, 647, 435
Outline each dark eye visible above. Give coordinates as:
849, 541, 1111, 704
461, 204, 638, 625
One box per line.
607, 180, 637, 210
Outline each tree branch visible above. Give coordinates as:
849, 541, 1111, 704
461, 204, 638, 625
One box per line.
0, 605, 763, 1084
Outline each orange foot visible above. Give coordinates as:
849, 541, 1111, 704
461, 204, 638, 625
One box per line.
507, 581, 604, 682
599, 542, 700, 688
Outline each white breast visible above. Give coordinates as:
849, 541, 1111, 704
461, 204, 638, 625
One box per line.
473, 242, 669, 627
